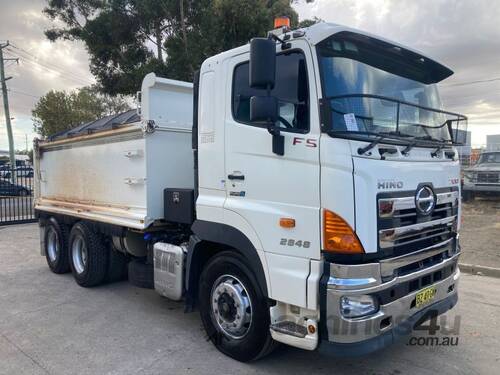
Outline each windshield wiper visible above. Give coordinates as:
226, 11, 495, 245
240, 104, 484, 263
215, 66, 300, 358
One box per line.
412, 135, 451, 157
378, 131, 413, 138
431, 143, 448, 157
401, 142, 416, 155
413, 135, 449, 143
328, 130, 414, 155
357, 136, 385, 155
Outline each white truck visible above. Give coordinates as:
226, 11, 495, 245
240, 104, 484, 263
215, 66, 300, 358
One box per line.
34, 22, 467, 361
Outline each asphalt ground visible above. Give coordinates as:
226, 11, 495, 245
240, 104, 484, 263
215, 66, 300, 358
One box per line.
0, 223, 499, 375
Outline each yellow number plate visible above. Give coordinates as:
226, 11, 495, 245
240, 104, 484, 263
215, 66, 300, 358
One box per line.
415, 286, 437, 308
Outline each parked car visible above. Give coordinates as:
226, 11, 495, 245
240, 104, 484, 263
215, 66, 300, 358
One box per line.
0, 166, 11, 179
0, 167, 34, 179
17, 167, 34, 178
0, 180, 31, 196
463, 151, 500, 200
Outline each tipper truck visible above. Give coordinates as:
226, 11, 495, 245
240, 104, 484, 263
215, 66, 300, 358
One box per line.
34, 21, 467, 361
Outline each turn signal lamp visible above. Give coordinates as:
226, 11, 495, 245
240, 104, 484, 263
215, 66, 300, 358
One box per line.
280, 218, 296, 228
274, 16, 291, 29
323, 210, 364, 254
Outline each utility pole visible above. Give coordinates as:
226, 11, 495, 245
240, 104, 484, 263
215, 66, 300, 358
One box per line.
0, 41, 19, 180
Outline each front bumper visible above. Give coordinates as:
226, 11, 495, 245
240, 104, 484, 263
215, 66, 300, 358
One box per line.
463, 182, 500, 193
319, 291, 458, 357
320, 241, 460, 356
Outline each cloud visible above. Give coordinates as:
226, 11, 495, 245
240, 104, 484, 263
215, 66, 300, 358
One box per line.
295, 0, 500, 145
0, 0, 93, 150
1, 0, 499, 149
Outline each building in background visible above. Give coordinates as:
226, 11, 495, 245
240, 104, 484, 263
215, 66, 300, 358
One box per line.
456, 129, 472, 167
486, 134, 500, 151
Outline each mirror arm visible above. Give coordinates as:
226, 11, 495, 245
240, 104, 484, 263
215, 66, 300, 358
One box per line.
267, 124, 280, 136
269, 34, 291, 50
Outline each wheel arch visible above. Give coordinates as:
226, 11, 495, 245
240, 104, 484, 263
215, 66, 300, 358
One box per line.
185, 220, 269, 311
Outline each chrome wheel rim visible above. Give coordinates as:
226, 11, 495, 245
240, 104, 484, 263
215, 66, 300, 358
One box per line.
47, 227, 59, 262
210, 274, 253, 339
71, 236, 87, 274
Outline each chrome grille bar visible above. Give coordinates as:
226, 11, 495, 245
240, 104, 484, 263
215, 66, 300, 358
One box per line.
379, 238, 453, 278
379, 216, 456, 249
378, 190, 459, 218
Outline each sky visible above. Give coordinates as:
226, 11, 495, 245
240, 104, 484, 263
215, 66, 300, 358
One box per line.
1, 0, 499, 151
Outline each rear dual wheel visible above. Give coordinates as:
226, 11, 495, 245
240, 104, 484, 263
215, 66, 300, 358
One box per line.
44, 217, 70, 274
68, 222, 108, 287
45, 218, 128, 286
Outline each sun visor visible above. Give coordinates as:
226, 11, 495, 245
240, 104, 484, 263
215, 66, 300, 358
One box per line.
317, 31, 454, 84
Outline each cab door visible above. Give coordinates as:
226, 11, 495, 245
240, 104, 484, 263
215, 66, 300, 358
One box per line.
223, 41, 321, 262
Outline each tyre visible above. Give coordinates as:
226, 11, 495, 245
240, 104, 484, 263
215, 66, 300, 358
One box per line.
462, 191, 474, 202
44, 217, 70, 274
198, 251, 275, 362
68, 222, 108, 287
128, 260, 154, 289
106, 248, 129, 283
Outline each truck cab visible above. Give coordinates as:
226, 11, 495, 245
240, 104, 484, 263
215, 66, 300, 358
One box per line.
193, 22, 464, 357
35, 21, 466, 362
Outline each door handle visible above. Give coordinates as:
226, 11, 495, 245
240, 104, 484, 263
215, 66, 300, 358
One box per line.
228, 174, 245, 181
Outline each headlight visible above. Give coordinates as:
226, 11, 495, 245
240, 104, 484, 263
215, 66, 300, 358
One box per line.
340, 295, 378, 318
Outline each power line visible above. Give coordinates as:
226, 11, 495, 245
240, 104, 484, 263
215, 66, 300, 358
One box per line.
7, 44, 94, 85
0, 87, 41, 99
4, 47, 92, 86
8, 43, 93, 82
441, 77, 500, 87
8, 89, 41, 99
4, 47, 89, 85
9, 53, 94, 86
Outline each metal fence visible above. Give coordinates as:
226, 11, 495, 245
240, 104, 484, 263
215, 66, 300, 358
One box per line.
0, 166, 36, 225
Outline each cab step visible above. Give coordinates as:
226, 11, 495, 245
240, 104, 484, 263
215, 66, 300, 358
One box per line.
270, 320, 318, 351
270, 321, 307, 338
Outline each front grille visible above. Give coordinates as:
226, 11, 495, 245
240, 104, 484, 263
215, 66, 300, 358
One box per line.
377, 188, 458, 257
475, 172, 499, 184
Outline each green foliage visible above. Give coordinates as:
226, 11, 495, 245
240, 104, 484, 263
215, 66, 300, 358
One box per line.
44, 0, 315, 94
32, 86, 130, 137
298, 16, 322, 28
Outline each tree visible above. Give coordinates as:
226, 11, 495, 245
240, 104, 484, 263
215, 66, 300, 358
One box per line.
32, 86, 130, 137
163, 0, 305, 81
43, 0, 314, 93
44, 0, 174, 95
298, 16, 322, 28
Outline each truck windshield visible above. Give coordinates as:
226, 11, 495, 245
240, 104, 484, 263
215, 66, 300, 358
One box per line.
478, 153, 500, 164
317, 32, 466, 145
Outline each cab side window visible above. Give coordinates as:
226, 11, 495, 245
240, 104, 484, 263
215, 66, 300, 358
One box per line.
232, 51, 309, 132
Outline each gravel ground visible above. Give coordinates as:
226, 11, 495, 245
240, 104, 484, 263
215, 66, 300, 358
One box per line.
460, 197, 500, 268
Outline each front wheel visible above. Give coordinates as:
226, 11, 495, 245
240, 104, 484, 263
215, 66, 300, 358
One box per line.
198, 252, 275, 362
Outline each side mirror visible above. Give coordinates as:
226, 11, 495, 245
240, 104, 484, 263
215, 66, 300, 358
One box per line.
249, 96, 278, 123
249, 38, 283, 156
250, 96, 283, 156
249, 38, 276, 89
